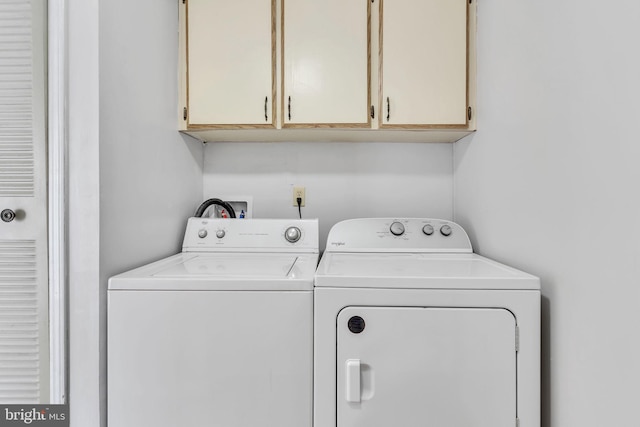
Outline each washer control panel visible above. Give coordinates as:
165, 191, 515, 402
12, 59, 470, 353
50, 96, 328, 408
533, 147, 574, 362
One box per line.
183, 218, 319, 253
325, 218, 472, 253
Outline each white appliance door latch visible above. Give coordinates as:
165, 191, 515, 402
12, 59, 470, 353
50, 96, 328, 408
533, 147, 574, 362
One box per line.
345, 359, 361, 403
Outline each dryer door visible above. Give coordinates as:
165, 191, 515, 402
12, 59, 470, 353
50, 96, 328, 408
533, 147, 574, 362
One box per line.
337, 307, 517, 427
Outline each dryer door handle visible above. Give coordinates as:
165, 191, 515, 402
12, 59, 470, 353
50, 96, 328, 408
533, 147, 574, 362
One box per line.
345, 359, 361, 403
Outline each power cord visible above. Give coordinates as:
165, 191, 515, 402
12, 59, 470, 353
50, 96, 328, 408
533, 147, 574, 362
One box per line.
296, 197, 302, 219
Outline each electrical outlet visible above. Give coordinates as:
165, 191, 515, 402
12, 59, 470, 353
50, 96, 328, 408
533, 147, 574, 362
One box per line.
293, 186, 306, 207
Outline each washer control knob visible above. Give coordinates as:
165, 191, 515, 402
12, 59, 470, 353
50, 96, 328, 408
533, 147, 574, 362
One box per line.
285, 227, 301, 243
390, 221, 405, 236
197, 229, 208, 239
422, 224, 434, 235
440, 224, 452, 236
215, 230, 225, 239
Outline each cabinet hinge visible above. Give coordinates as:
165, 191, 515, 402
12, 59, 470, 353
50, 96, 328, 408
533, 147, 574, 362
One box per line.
515, 326, 520, 352
370, 105, 375, 119
182, 0, 186, 4
467, 106, 473, 121
183, 107, 187, 121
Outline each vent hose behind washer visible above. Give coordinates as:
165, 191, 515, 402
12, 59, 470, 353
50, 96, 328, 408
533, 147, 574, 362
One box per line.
194, 198, 237, 218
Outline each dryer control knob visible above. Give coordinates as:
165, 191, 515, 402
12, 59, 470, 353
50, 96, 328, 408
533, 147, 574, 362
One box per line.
198, 229, 208, 238
215, 230, 225, 239
422, 224, 434, 235
440, 225, 452, 236
285, 227, 301, 243
390, 221, 405, 236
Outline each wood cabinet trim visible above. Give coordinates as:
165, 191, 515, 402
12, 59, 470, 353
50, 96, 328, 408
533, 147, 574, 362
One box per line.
280, 0, 284, 126
185, 0, 190, 125
283, 123, 372, 129
466, 0, 470, 126
181, 128, 475, 144
379, 124, 469, 130
378, 0, 383, 129
187, 124, 277, 130
271, 0, 277, 127
367, 0, 372, 127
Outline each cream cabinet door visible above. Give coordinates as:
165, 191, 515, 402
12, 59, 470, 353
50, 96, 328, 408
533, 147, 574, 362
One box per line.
380, 0, 468, 127
187, 0, 275, 127
283, 0, 369, 127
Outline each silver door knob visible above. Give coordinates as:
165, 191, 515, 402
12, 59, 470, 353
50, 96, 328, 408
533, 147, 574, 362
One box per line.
1, 209, 15, 223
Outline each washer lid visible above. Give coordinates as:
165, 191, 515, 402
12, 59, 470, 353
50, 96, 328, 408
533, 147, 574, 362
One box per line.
314, 253, 540, 290
109, 252, 318, 291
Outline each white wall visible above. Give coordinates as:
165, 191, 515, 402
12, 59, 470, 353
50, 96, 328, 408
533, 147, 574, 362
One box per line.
99, 0, 203, 277
454, 0, 640, 425
68, 0, 101, 424
203, 142, 453, 249
97, 0, 204, 425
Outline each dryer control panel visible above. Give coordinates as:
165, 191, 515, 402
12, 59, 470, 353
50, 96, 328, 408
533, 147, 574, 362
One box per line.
325, 218, 472, 253
183, 218, 319, 253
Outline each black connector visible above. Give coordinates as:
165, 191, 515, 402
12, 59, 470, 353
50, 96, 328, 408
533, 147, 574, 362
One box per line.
296, 197, 302, 219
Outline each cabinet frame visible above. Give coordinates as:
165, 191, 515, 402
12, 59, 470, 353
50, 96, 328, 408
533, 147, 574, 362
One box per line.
184, 0, 278, 129
177, 0, 477, 142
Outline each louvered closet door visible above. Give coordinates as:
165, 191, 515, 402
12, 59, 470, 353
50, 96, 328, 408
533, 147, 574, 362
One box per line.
0, 0, 49, 403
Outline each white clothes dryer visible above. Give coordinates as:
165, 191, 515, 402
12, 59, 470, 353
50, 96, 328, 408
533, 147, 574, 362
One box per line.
314, 218, 540, 427
108, 218, 318, 427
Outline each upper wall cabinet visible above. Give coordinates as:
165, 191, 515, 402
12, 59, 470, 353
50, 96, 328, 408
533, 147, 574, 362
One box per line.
185, 0, 276, 128
178, 0, 476, 142
380, 0, 468, 128
283, 0, 369, 127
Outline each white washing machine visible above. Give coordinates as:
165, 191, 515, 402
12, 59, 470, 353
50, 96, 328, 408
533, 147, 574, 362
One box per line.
314, 218, 540, 427
108, 218, 318, 427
